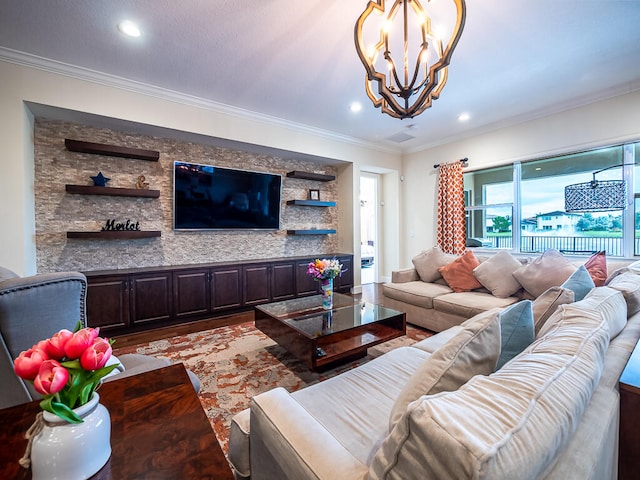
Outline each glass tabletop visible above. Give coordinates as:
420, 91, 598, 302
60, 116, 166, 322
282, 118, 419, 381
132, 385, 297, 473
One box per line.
256, 293, 404, 339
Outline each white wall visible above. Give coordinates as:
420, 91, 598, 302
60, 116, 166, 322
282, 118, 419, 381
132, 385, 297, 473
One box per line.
401, 89, 640, 268
0, 59, 402, 275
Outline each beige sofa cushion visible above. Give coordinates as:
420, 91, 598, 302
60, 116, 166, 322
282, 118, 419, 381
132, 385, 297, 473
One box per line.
433, 291, 519, 318
607, 271, 640, 317
411, 246, 456, 283
473, 250, 523, 298
513, 249, 577, 297
382, 281, 452, 309
532, 286, 574, 335
389, 309, 501, 428
369, 305, 609, 480
575, 287, 627, 339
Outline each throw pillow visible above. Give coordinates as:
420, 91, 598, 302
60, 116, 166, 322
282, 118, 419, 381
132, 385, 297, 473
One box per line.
561, 265, 595, 301
512, 249, 577, 297
472, 251, 523, 298
412, 246, 456, 283
575, 286, 627, 339
607, 272, 640, 318
438, 250, 483, 293
584, 251, 607, 287
532, 286, 574, 335
495, 300, 534, 370
388, 308, 502, 429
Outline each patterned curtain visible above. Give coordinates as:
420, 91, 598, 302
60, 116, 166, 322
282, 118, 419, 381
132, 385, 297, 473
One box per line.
436, 161, 466, 254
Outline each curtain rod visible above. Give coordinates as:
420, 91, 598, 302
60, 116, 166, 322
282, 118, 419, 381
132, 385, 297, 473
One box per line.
434, 158, 468, 169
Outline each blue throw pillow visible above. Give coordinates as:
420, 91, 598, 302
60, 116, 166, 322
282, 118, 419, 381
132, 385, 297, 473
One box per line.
495, 300, 535, 370
561, 265, 595, 301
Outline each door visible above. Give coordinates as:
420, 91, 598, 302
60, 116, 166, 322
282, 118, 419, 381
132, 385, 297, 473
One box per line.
360, 173, 379, 284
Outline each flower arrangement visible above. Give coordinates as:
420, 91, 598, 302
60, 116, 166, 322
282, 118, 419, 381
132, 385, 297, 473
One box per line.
307, 258, 345, 281
13, 322, 118, 423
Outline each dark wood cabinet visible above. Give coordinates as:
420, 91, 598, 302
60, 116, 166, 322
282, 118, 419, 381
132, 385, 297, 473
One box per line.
86, 275, 130, 330
211, 267, 242, 311
130, 273, 173, 325
243, 264, 271, 305
174, 269, 210, 319
271, 261, 296, 301
84, 254, 353, 335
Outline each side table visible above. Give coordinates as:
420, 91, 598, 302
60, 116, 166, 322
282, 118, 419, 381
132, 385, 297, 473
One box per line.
0, 363, 233, 479
619, 337, 640, 479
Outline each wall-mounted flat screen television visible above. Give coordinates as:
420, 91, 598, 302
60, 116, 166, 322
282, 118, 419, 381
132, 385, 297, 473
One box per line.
173, 161, 282, 230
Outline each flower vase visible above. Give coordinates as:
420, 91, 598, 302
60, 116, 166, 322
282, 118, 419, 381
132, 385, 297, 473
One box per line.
321, 278, 333, 310
30, 393, 111, 480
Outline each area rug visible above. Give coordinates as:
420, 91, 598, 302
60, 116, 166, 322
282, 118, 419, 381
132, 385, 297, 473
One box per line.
113, 322, 431, 454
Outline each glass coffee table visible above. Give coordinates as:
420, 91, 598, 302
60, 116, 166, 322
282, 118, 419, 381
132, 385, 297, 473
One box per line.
254, 293, 406, 371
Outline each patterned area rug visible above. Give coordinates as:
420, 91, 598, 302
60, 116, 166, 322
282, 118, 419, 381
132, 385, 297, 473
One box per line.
113, 322, 431, 454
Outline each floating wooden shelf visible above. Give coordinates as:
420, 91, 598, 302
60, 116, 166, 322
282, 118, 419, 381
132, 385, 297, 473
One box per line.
65, 139, 160, 162
67, 231, 162, 239
286, 171, 335, 182
286, 200, 336, 207
286, 229, 336, 235
65, 185, 160, 198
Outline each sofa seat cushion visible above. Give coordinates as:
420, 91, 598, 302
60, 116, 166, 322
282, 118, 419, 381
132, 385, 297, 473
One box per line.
291, 345, 430, 465
433, 291, 519, 318
369, 305, 609, 480
382, 281, 452, 309
411, 326, 463, 354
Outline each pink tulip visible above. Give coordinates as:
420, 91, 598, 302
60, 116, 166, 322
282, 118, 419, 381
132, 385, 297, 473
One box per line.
14, 347, 49, 381
80, 337, 112, 370
64, 327, 100, 359
46, 329, 74, 360
33, 360, 69, 395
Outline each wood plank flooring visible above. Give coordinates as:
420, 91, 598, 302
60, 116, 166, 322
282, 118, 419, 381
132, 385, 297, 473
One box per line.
113, 283, 386, 348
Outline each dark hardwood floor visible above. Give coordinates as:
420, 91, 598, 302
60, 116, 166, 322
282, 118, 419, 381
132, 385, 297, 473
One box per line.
113, 283, 386, 348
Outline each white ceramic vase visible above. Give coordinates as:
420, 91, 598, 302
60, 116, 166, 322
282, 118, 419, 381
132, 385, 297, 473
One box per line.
31, 393, 111, 480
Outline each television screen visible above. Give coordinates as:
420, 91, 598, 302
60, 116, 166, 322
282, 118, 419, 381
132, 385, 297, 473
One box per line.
173, 162, 282, 230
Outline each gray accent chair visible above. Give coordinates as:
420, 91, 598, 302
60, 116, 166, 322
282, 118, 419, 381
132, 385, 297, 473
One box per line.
0, 266, 199, 409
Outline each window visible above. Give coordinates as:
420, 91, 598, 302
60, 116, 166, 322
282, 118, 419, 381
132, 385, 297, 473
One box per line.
464, 142, 639, 257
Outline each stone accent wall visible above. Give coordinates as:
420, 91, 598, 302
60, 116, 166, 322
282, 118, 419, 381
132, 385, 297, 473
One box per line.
34, 119, 339, 273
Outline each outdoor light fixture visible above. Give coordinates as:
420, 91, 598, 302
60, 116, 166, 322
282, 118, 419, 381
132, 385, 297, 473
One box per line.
564, 164, 630, 213
354, 0, 466, 119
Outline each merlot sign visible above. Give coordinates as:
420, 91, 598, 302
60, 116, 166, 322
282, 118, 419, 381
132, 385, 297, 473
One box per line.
101, 219, 141, 232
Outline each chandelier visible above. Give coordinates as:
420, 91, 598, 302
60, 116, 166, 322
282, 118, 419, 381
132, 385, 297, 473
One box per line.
565, 164, 630, 213
354, 0, 466, 119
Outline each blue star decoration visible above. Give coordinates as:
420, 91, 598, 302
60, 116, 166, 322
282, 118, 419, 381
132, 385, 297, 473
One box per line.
91, 172, 110, 187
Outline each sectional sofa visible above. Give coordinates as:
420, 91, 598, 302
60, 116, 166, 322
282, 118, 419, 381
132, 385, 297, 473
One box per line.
228, 254, 640, 480
382, 248, 618, 332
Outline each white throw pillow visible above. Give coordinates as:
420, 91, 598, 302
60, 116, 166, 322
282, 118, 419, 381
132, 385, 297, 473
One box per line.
473, 251, 523, 298
412, 246, 457, 283
512, 249, 577, 297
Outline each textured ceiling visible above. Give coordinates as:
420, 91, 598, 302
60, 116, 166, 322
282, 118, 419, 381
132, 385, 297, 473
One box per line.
1, 0, 640, 153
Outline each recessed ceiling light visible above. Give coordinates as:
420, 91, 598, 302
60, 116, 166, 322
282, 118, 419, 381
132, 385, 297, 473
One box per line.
349, 102, 362, 113
118, 20, 141, 37
458, 113, 470, 122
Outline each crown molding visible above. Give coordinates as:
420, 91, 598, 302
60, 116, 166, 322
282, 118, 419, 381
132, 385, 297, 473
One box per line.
0, 47, 399, 156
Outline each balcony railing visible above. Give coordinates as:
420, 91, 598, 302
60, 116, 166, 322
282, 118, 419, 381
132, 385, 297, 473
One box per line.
487, 235, 631, 256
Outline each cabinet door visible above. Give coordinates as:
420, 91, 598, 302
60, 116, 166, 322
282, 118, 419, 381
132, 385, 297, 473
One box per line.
85, 275, 130, 331
271, 261, 296, 301
296, 260, 319, 297
130, 272, 173, 325
243, 264, 271, 305
335, 255, 354, 292
211, 267, 242, 311
174, 269, 210, 319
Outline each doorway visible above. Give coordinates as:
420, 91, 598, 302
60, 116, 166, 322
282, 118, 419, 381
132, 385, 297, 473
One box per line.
360, 173, 378, 285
